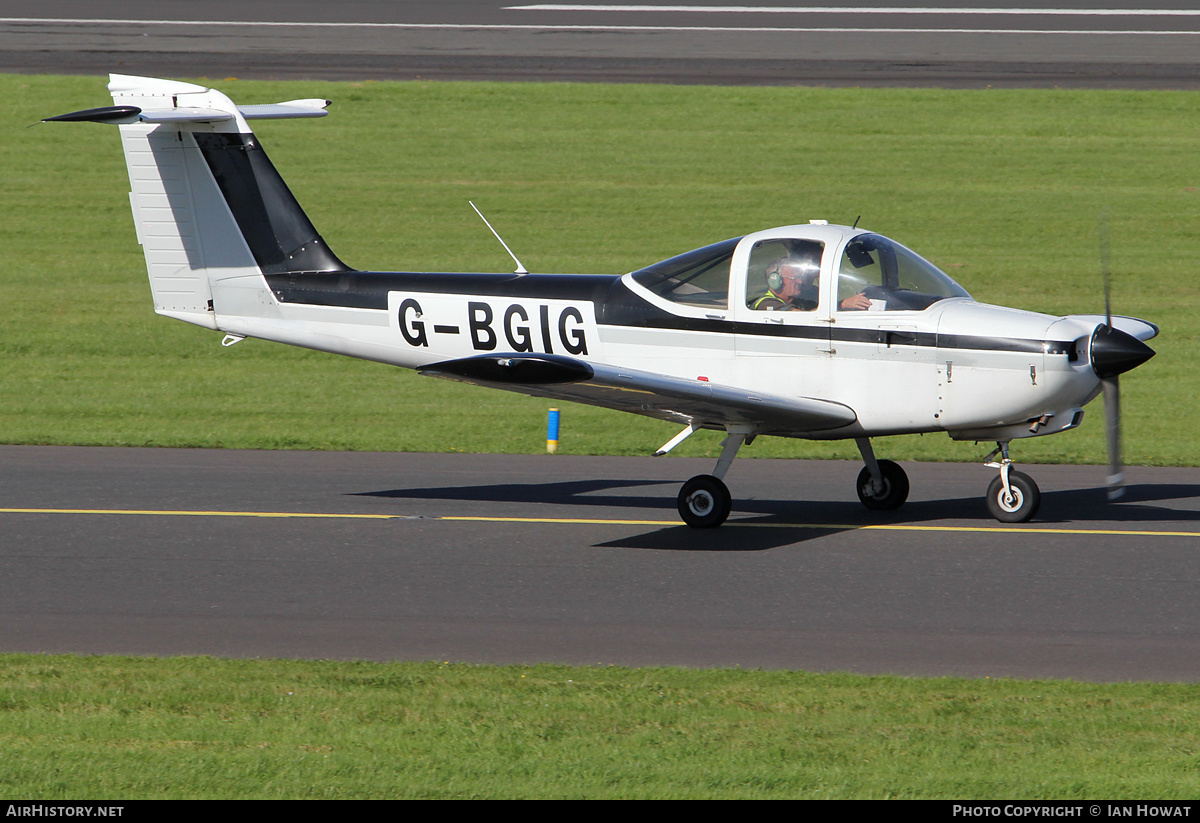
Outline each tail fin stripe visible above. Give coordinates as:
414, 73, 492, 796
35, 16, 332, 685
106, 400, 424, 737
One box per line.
193, 132, 351, 275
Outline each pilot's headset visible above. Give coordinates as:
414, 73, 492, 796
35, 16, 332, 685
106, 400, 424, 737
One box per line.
766, 257, 789, 292
768, 257, 818, 292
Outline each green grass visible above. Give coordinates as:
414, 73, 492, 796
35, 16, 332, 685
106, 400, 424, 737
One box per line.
2, 654, 1198, 799
3, 75, 1197, 464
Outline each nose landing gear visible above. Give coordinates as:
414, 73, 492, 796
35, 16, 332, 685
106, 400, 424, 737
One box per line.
984, 442, 1041, 523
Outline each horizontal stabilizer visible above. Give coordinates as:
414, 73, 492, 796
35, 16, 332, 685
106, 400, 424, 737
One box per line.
139, 108, 234, 124
45, 105, 234, 125
46, 79, 329, 128
238, 101, 332, 120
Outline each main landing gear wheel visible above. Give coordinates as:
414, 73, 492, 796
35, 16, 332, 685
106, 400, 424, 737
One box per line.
856, 459, 910, 510
677, 474, 732, 528
986, 470, 1041, 523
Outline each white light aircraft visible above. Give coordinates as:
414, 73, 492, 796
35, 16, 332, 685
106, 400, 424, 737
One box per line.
47, 75, 1158, 527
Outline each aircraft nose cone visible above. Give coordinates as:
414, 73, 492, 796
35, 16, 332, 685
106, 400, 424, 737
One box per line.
1090, 324, 1155, 378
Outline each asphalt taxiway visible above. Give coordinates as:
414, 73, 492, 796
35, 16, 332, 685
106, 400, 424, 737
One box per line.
3, 446, 1198, 681
4, 0, 1200, 87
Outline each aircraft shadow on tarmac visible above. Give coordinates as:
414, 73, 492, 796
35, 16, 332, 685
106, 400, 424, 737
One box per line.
356, 479, 1200, 552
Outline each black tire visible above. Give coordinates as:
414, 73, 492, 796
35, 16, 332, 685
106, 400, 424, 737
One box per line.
856, 459, 910, 510
986, 471, 1041, 523
677, 474, 732, 528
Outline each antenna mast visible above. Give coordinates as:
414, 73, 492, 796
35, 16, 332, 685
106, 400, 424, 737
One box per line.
470, 201, 528, 274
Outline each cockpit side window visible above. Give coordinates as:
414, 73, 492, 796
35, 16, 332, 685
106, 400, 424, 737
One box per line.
837, 234, 970, 312
629, 237, 740, 309
746, 239, 825, 312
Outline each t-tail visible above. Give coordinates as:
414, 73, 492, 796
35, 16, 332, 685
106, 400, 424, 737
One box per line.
45, 74, 350, 330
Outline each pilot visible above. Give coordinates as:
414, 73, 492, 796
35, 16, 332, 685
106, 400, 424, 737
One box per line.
754, 254, 821, 311
753, 251, 873, 312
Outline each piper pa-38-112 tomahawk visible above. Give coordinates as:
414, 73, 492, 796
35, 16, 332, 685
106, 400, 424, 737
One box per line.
47, 75, 1158, 528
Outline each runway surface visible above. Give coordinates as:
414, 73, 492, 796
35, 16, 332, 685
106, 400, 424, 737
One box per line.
5, 0, 1200, 87
3, 446, 1199, 681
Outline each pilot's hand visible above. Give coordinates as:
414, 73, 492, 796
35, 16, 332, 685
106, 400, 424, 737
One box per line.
840, 292, 872, 311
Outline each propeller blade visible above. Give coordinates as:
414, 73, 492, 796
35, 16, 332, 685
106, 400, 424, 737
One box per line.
1099, 213, 1112, 326
1098, 214, 1127, 502
1102, 375, 1124, 501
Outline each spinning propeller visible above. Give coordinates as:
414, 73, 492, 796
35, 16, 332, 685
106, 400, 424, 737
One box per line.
1092, 221, 1155, 501
1101, 230, 1123, 501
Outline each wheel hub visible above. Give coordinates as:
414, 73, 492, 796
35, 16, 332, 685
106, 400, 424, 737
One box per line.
688, 491, 714, 516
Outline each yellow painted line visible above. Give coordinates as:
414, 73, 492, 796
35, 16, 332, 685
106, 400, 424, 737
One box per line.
0, 508, 669, 526
805, 523, 1200, 538
446, 515, 680, 526
0, 508, 400, 520
2, 507, 1198, 538
449, 515, 1200, 537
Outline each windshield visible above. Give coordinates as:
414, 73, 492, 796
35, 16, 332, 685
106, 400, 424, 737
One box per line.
629, 237, 741, 309
837, 233, 970, 312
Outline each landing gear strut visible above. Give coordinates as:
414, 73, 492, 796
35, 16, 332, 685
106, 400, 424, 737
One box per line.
984, 442, 1040, 523
855, 438, 909, 510
676, 429, 747, 528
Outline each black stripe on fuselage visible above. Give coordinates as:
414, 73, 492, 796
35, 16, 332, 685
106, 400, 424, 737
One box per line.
264, 271, 1073, 356
266, 271, 623, 310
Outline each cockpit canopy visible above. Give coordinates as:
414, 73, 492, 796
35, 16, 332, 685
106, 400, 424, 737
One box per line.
628, 228, 970, 314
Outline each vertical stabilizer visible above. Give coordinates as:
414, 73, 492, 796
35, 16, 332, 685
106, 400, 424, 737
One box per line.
48, 75, 349, 330
112, 77, 241, 328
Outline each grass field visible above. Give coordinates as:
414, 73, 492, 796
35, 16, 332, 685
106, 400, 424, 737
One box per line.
2, 654, 1199, 800
3, 74, 1196, 465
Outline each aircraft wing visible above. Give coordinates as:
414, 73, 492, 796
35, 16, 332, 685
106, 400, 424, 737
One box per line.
418, 353, 857, 436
